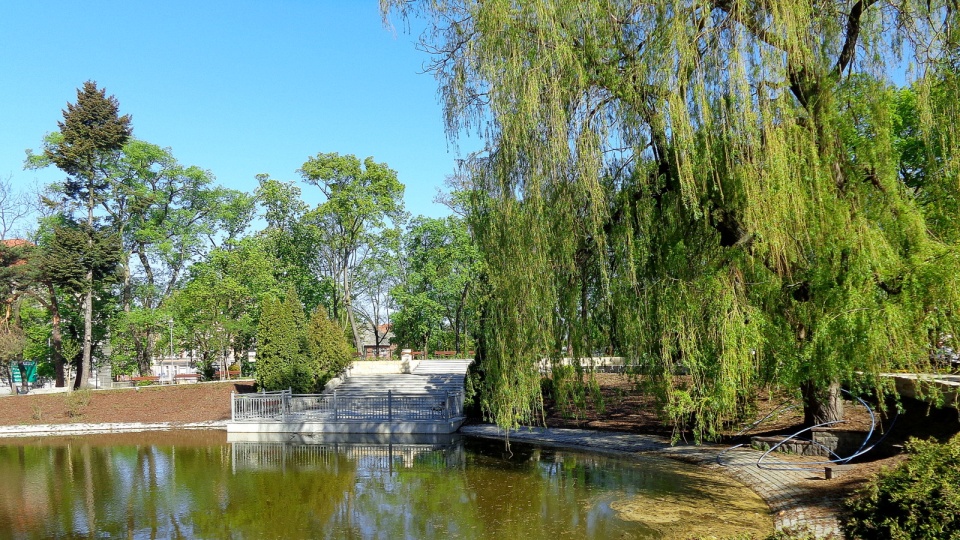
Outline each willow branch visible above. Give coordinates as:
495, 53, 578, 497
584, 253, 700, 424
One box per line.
833, 0, 880, 76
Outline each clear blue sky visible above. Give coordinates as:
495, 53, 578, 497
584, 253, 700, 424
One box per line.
0, 1, 477, 223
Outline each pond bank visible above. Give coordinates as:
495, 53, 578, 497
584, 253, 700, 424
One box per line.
1, 419, 843, 537
0, 420, 227, 438
461, 424, 842, 538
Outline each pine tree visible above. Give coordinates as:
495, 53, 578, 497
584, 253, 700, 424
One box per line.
44, 81, 131, 389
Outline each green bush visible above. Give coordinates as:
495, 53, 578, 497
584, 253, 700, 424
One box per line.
305, 305, 352, 390
843, 434, 960, 539
256, 293, 310, 392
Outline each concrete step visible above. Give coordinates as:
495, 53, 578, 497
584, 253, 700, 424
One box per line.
334, 361, 470, 396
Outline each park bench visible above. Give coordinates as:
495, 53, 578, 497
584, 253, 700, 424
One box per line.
130, 376, 160, 385
174, 373, 200, 384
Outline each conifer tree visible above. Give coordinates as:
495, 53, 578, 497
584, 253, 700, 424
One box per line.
43, 81, 131, 388
256, 290, 312, 392
255, 295, 286, 391
306, 305, 352, 391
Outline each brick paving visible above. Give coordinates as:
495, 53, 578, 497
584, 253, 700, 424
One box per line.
460, 424, 842, 538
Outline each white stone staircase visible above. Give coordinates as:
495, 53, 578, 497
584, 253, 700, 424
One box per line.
334, 359, 472, 396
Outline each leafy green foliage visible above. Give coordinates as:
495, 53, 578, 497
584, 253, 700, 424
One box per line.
105, 140, 254, 375
391, 216, 480, 354
385, 0, 960, 437
171, 237, 279, 377
305, 305, 352, 389
255, 295, 296, 391
540, 365, 604, 420
299, 152, 406, 351
40, 222, 121, 292
257, 291, 353, 393
254, 176, 329, 313
0, 321, 25, 365
844, 435, 960, 539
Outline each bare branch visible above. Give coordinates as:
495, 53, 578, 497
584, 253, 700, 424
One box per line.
0, 176, 30, 240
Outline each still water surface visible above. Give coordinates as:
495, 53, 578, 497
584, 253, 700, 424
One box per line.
0, 430, 771, 539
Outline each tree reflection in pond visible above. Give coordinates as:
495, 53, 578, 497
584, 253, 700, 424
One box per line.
0, 431, 771, 539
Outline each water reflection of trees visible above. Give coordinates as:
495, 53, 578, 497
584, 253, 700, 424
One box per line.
0, 433, 769, 539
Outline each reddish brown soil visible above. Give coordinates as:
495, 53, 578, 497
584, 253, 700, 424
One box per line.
0, 381, 255, 426
542, 373, 960, 493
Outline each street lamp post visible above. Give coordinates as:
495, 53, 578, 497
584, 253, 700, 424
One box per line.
168, 318, 174, 380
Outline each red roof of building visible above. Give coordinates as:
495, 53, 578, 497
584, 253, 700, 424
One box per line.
1, 239, 33, 266
1, 239, 32, 248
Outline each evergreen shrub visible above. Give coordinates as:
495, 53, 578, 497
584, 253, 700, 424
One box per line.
843, 434, 960, 539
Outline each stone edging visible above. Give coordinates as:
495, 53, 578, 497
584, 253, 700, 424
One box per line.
460, 424, 842, 538
0, 421, 228, 438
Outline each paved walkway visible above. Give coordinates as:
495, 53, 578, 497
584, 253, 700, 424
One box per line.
460, 424, 843, 538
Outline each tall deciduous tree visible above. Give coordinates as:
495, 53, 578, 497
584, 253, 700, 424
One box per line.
41, 81, 131, 388
254, 176, 329, 312
391, 216, 480, 354
299, 153, 406, 353
170, 237, 278, 379
385, 0, 960, 438
0, 177, 30, 240
105, 140, 254, 376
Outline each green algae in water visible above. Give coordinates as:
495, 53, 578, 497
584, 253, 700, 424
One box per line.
0, 432, 772, 539
607, 463, 772, 539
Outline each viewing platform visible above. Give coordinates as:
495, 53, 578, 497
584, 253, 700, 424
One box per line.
227, 359, 471, 435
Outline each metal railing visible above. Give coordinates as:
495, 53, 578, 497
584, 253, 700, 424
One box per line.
231, 389, 291, 421
231, 389, 464, 423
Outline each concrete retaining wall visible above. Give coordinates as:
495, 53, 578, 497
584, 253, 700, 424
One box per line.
884, 373, 959, 407
227, 418, 464, 435
347, 359, 420, 376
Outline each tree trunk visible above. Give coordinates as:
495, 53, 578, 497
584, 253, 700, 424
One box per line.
453, 282, 470, 356
137, 329, 152, 376
77, 277, 93, 390
344, 273, 362, 354
48, 285, 65, 388
77, 196, 94, 390
801, 380, 844, 427
3, 363, 15, 394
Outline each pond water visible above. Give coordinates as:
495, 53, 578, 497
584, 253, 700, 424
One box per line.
0, 431, 771, 539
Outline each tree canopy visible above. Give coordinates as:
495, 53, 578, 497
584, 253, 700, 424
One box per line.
299, 152, 406, 352
384, 0, 960, 438
39, 80, 132, 388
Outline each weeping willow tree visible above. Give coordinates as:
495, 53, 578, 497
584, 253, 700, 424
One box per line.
383, 0, 960, 439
